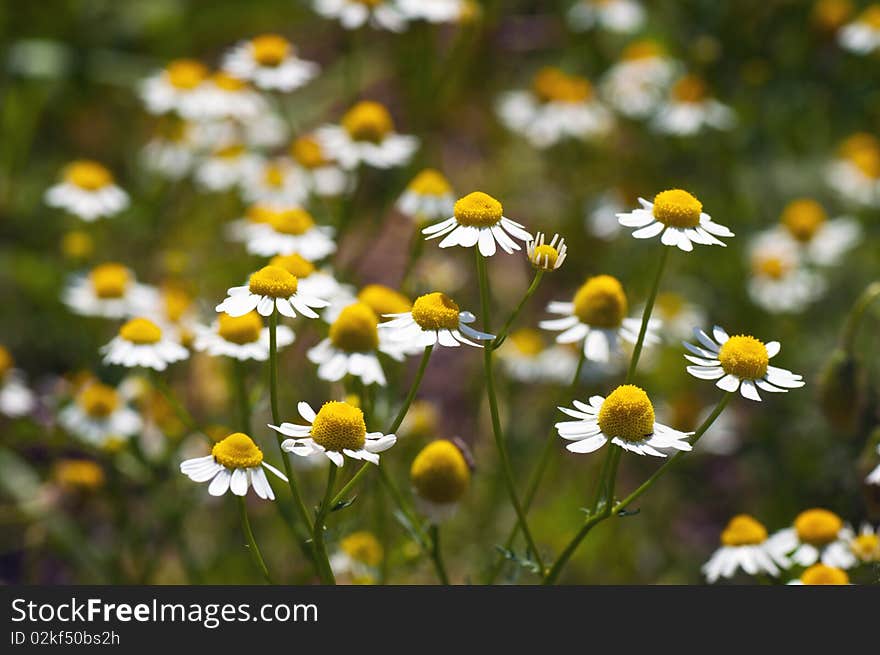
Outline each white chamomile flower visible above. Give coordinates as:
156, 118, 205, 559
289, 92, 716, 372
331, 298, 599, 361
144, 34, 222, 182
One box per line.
240, 156, 310, 206
222, 34, 319, 93
314, 0, 407, 31
497, 67, 613, 148
330, 531, 383, 581
101, 318, 189, 371
193, 311, 295, 361
397, 0, 464, 23
702, 515, 790, 583
766, 509, 850, 568
747, 231, 825, 314
180, 432, 288, 499
216, 265, 330, 318
823, 523, 880, 569
616, 189, 734, 251
0, 347, 36, 418
526, 232, 567, 271
567, 0, 645, 34
271, 400, 397, 467
777, 198, 862, 266
322, 284, 420, 356
867, 445, 880, 485
497, 328, 579, 384
139, 59, 209, 115
379, 291, 494, 349
651, 74, 736, 136
141, 118, 196, 180
683, 325, 804, 401
59, 381, 142, 448
289, 135, 351, 198
268, 254, 346, 301
838, 5, 880, 54
316, 101, 418, 169
244, 207, 337, 261
45, 160, 129, 221
225, 203, 280, 243
787, 564, 851, 585
194, 143, 261, 192
600, 40, 678, 119
397, 168, 455, 222
309, 303, 390, 386
422, 191, 532, 257
540, 274, 660, 363
180, 71, 266, 121
411, 439, 471, 524
63, 263, 159, 319
556, 384, 693, 457
826, 133, 880, 207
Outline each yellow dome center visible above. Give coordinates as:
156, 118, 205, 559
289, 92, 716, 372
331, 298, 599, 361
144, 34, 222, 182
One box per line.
781, 198, 827, 242
270, 254, 316, 279
720, 514, 768, 546
342, 101, 394, 143
794, 508, 843, 546
597, 385, 655, 442
310, 401, 367, 452
799, 564, 849, 585
64, 160, 113, 190
532, 67, 593, 103
251, 34, 291, 67
652, 189, 703, 228
213, 71, 247, 91
411, 292, 461, 331
850, 147, 880, 179
120, 318, 163, 345
0, 346, 12, 379
410, 440, 471, 504
530, 244, 559, 270
263, 163, 286, 188
671, 75, 708, 103
248, 265, 298, 298
622, 40, 665, 61
212, 432, 264, 468
61, 230, 94, 260
851, 534, 880, 561
89, 263, 131, 299
270, 208, 315, 235
54, 459, 105, 490
218, 311, 263, 345
572, 275, 628, 328
245, 204, 276, 224
357, 284, 412, 318
409, 169, 452, 196
163, 287, 191, 323
340, 531, 384, 567
508, 328, 544, 357
77, 383, 120, 418
453, 191, 503, 228
812, 0, 854, 30
290, 136, 328, 169
330, 303, 380, 352
752, 255, 791, 280
718, 335, 769, 380
166, 59, 208, 89
216, 143, 246, 159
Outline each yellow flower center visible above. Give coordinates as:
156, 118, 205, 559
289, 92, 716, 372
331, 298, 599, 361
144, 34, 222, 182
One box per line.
781, 198, 827, 242
54, 459, 105, 490
63, 160, 113, 190
597, 385, 655, 442
752, 255, 791, 280
622, 39, 665, 61
248, 265, 298, 298
77, 383, 120, 418
671, 74, 708, 103
163, 286, 191, 323
508, 328, 544, 357
402, 400, 439, 438
800, 564, 849, 585
656, 292, 685, 318
794, 509, 843, 546
340, 531, 384, 567
812, 0, 854, 30
213, 71, 247, 91
860, 4, 880, 28
532, 67, 593, 103
717, 335, 769, 380
218, 311, 263, 345
330, 303, 380, 352
61, 230, 94, 260
119, 318, 163, 345
530, 244, 559, 270
342, 101, 394, 143
851, 534, 880, 561
166, 59, 208, 89
357, 284, 412, 318
572, 275, 628, 328
270, 254, 316, 279
720, 514, 769, 546
212, 432, 264, 469
89, 263, 131, 299
850, 147, 880, 179
290, 136, 328, 169
251, 34, 291, 67
0, 346, 12, 379
310, 401, 367, 452
263, 163, 286, 188
410, 440, 470, 504
408, 168, 452, 196
453, 191, 503, 228
269, 208, 315, 235
216, 143, 246, 159
652, 189, 703, 228
245, 204, 276, 224
411, 292, 461, 331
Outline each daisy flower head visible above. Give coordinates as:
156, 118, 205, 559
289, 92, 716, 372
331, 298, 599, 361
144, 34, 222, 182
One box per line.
410, 439, 471, 523
497, 328, 580, 384
702, 515, 789, 583
308, 303, 388, 386
767, 509, 850, 568
139, 59, 209, 115
244, 207, 337, 260
556, 385, 693, 457
180, 432, 288, 499
747, 231, 825, 314
101, 318, 188, 372
194, 142, 261, 192
527, 232, 567, 271
240, 156, 310, 206
193, 311, 295, 361
600, 39, 678, 119
567, 0, 645, 34
269, 254, 345, 301
271, 400, 397, 467
289, 134, 350, 198
788, 564, 850, 585
616, 189, 734, 251
378, 291, 494, 349
838, 4, 880, 54
823, 523, 880, 569
422, 191, 532, 256
539, 275, 660, 362
867, 445, 880, 485
652, 74, 736, 136
215, 265, 330, 318
0, 347, 36, 418
827, 132, 880, 207
225, 202, 279, 243
684, 326, 804, 401
45, 160, 129, 221
497, 67, 613, 148
777, 198, 861, 266
314, 0, 407, 32
330, 531, 384, 582
316, 101, 418, 169
63, 263, 159, 319
397, 168, 456, 223
181, 71, 266, 121
59, 381, 142, 448
222, 34, 319, 92
325, 284, 419, 356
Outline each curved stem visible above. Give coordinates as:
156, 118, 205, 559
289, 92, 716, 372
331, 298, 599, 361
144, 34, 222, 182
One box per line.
312, 465, 338, 585
238, 497, 273, 584
429, 524, 450, 584
492, 270, 545, 349
626, 244, 670, 383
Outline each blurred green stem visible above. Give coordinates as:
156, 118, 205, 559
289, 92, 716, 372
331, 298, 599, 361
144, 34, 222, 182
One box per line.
237, 496, 273, 584
313, 465, 338, 585
430, 524, 450, 584
842, 281, 880, 353
492, 270, 545, 349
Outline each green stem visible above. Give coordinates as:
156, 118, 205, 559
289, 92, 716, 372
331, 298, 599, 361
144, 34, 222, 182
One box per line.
312, 465, 338, 585
842, 281, 880, 353
626, 244, 670, 383
232, 359, 251, 433
429, 524, 450, 584
492, 270, 545, 349
238, 497, 273, 584
476, 249, 545, 574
